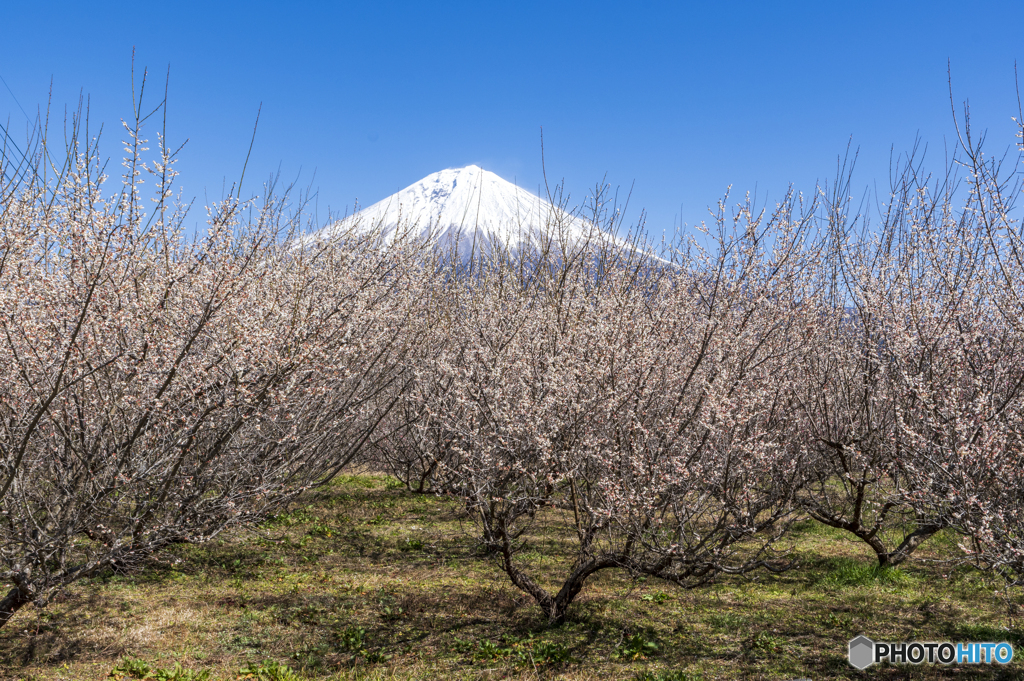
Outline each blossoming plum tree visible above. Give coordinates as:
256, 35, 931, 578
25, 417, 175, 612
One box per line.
381, 192, 817, 624
0, 95, 426, 627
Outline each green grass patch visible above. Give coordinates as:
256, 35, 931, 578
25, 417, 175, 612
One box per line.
0, 474, 1020, 680
815, 556, 916, 588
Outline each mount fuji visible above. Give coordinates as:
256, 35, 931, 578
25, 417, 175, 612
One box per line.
304, 165, 638, 261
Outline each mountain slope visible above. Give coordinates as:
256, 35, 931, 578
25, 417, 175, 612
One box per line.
304, 165, 628, 260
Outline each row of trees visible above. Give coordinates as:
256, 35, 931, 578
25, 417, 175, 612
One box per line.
0, 97, 432, 626
1, 88, 1022, 629
373, 121, 1024, 623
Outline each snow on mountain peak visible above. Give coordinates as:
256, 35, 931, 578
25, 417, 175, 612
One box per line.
304, 165, 619, 260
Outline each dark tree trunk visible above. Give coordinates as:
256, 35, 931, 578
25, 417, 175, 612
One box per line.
878, 523, 942, 568
0, 586, 31, 629
496, 527, 622, 626
806, 507, 941, 568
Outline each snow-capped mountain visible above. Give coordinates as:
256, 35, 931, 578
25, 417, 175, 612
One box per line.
304, 165, 632, 261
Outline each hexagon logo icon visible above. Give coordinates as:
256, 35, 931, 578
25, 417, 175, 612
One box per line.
848, 635, 875, 669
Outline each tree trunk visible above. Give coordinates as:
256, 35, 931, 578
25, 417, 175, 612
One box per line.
805, 508, 940, 568
498, 545, 622, 626
0, 586, 31, 629
878, 524, 942, 568
545, 555, 623, 625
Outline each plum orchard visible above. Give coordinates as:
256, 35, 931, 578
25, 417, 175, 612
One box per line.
376, 113, 1024, 620
786, 106, 1024, 573
927, 103, 1024, 584
375, 191, 821, 625
2, 92, 1023, 631
0, 102, 429, 626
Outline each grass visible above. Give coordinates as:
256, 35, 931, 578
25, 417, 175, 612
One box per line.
0, 474, 1021, 680
814, 557, 917, 588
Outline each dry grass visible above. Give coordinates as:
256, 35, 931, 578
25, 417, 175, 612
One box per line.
0, 474, 1020, 680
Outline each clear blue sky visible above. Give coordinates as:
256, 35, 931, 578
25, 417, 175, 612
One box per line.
1, 1, 1022, 238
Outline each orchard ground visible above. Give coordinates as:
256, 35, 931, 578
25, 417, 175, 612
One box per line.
0, 473, 1019, 681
